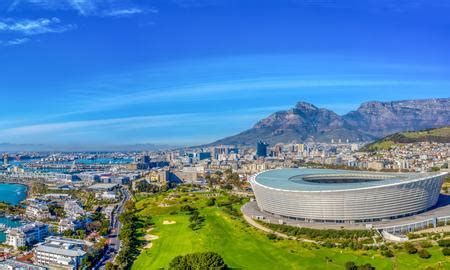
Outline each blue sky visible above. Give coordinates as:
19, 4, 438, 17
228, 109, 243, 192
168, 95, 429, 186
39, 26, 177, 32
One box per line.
0, 0, 449, 146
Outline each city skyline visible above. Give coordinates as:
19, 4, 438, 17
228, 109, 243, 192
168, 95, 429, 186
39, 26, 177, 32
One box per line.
1, 0, 450, 145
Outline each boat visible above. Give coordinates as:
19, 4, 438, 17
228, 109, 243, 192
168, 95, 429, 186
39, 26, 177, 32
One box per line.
0, 224, 7, 231
9, 215, 20, 221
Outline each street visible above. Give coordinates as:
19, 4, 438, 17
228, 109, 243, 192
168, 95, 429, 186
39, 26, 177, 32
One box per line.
94, 186, 131, 269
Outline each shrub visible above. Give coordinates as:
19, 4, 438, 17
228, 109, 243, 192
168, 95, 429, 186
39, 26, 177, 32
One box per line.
437, 239, 450, 247
442, 247, 450, 256
358, 264, 375, 270
267, 233, 277, 240
321, 242, 336, 248
418, 249, 431, 259
206, 198, 216, 206
188, 209, 205, 230
180, 205, 196, 213
381, 248, 394, 257
259, 222, 374, 241
404, 242, 418, 254
217, 201, 232, 207
420, 241, 433, 248
344, 261, 374, 270
168, 252, 227, 270
345, 261, 356, 270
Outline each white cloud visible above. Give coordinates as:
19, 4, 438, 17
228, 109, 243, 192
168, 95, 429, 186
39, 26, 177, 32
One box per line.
7, 0, 155, 17
0, 114, 189, 137
0, 17, 75, 35
66, 0, 96, 15
0, 107, 272, 142
103, 8, 144, 17
0, 37, 30, 46
8, 0, 96, 15
65, 77, 419, 114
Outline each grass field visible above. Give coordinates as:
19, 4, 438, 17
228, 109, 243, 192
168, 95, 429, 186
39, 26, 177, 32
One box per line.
131, 192, 450, 270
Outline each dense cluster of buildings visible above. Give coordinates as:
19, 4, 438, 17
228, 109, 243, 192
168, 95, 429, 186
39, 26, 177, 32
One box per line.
0, 138, 447, 268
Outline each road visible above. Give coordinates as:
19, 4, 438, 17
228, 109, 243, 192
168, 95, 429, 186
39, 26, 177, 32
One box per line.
94, 186, 131, 269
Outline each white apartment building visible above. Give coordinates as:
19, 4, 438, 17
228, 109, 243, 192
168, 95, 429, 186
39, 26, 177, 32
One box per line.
26, 203, 52, 221
63, 201, 85, 218
33, 237, 92, 270
6, 222, 49, 249
0, 259, 48, 270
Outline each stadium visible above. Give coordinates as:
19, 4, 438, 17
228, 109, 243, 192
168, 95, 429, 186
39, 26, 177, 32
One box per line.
249, 168, 447, 223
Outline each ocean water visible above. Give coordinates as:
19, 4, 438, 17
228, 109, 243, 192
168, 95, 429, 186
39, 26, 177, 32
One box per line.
0, 183, 27, 205
0, 184, 28, 242
68, 157, 133, 164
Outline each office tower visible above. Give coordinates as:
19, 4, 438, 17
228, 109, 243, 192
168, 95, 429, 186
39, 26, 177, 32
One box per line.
256, 141, 268, 158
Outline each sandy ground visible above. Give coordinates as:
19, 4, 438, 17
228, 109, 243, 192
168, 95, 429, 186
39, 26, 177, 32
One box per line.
144, 228, 159, 249
163, 220, 176, 225
144, 242, 153, 249
145, 234, 159, 241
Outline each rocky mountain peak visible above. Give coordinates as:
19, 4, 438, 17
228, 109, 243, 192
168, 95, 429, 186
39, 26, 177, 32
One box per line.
211, 98, 450, 146
295, 101, 319, 112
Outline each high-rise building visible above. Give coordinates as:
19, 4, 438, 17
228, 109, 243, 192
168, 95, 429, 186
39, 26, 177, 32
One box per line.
197, 152, 211, 160
296, 144, 305, 153
256, 141, 268, 158
3, 154, 8, 166
142, 155, 151, 164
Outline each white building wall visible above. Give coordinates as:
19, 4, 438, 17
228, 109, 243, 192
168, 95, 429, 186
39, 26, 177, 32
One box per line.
251, 173, 445, 222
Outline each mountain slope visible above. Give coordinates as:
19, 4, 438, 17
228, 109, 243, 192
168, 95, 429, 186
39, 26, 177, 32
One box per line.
344, 99, 450, 138
361, 126, 450, 152
212, 98, 450, 146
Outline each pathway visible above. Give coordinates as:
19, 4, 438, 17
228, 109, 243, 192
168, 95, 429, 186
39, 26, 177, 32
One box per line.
241, 206, 317, 243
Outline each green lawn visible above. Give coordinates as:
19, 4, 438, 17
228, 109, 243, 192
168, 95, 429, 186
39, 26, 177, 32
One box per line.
395, 246, 450, 270
131, 192, 450, 270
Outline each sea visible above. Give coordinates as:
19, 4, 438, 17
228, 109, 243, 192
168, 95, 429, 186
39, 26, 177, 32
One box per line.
0, 184, 28, 242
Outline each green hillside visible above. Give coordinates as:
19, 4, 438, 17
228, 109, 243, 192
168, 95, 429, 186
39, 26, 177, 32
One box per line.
362, 126, 450, 152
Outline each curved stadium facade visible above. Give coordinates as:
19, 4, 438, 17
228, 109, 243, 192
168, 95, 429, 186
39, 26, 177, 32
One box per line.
250, 169, 447, 223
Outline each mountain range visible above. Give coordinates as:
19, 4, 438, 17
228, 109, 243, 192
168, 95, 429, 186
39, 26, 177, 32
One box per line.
212, 98, 450, 146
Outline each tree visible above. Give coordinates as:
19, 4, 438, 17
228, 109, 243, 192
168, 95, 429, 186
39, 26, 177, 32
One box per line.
358, 264, 375, 270
116, 200, 143, 269
18, 246, 29, 252
206, 198, 216, 206
76, 229, 86, 239
105, 262, 117, 270
418, 249, 431, 259
80, 257, 91, 269
404, 242, 418, 254
63, 229, 74, 237
168, 252, 227, 270
345, 261, 374, 270
420, 241, 433, 248
86, 221, 102, 232
30, 182, 47, 195
437, 239, 450, 247
345, 261, 356, 270
123, 200, 136, 213
381, 248, 394, 257
442, 247, 450, 256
